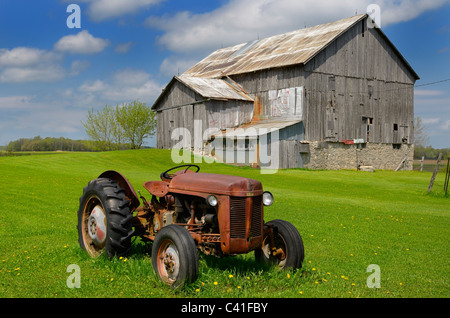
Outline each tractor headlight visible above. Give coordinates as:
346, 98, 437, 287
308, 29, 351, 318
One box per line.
206, 195, 218, 207
262, 191, 273, 206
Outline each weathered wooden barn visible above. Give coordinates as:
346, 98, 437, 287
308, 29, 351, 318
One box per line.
152, 14, 419, 170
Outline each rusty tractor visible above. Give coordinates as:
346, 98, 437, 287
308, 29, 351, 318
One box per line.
77, 165, 304, 287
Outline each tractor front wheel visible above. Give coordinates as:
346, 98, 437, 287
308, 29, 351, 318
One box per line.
255, 219, 304, 269
152, 225, 199, 288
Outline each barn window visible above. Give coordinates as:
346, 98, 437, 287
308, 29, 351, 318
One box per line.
368, 85, 373, 99
393, 123, 398, 131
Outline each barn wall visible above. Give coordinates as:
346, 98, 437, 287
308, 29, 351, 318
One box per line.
302, 73, 414, 144
155, 80, 200, 149
302, 19, 415, 144
205, 100, 254, 131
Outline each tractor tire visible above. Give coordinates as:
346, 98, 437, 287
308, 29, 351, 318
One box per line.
152, 225, 199, 288
255, 219, 304, 269
78, 177, 134, 258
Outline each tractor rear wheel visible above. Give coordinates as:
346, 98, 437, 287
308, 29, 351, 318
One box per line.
78, 178, 134, 258
152, 225, 199, 288
255, 219, 304, 269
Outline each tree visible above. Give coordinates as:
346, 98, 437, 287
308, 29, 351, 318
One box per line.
414, 117, 429, 147
82, 105, 118, 151
82, 100, 156, 150
115, 100, 157, 149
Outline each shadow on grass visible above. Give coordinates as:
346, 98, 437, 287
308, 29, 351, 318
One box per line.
128, 239, 308, 272
199, 252, 271, 275
128, 238, 153, 259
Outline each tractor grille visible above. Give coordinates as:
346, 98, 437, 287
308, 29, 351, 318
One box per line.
251, 195, 262, 237
230, 196, 263, 239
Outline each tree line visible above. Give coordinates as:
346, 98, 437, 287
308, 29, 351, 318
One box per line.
414, 146, 449, 160
4, 136, 97, 152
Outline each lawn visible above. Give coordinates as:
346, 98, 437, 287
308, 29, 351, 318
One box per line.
0, 149, 448, 298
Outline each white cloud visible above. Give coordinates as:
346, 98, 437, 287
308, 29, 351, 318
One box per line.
0, 96, 41, 110
422, 118, 440, 125
0, 47, 59, 67
0, 65, 65, 83
0, 47, 64, 83
415, 90, 445, 96
70, 60, 91, 76
114, 41, 134, 54
77, 68, 163, 104
113, 68, 150, 86
439, 120, 450, 131
0, 32, 106, 84
82, 0, 165, 22
78, 79, 108, 93
54, 30, 109, 54
378, 0, 449, 25
146, 0, 449, 54
0, 95, 85, 136
14, 108, 84, 134
159, 56, 200, 77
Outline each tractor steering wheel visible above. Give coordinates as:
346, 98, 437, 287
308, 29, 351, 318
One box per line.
160, 164, 200, 180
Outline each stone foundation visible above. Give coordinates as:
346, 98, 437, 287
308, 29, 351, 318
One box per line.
301, 141, 414, 171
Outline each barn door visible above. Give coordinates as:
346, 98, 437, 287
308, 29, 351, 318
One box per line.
325, 92, 338, 141
168, 106, 194, 149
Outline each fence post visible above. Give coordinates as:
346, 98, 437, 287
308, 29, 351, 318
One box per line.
444, 158, 450, 195
427, 153, 443, 193
420, 156, 424, 172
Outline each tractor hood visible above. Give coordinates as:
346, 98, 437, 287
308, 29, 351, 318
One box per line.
169, 173, 263, 197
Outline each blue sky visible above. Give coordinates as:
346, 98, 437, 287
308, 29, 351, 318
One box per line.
0, 0, 449, 148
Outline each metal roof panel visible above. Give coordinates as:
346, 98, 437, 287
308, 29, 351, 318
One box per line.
176, 76, 254, 101
213, 118, 302, 138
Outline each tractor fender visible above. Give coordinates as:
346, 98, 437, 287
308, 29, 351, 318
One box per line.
98, 170, 140, 211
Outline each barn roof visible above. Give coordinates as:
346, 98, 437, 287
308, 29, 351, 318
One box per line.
183, 14, 419, 80
176, 76, 253, 101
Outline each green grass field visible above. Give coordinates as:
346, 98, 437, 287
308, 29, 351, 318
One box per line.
0, 150, 448, 298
